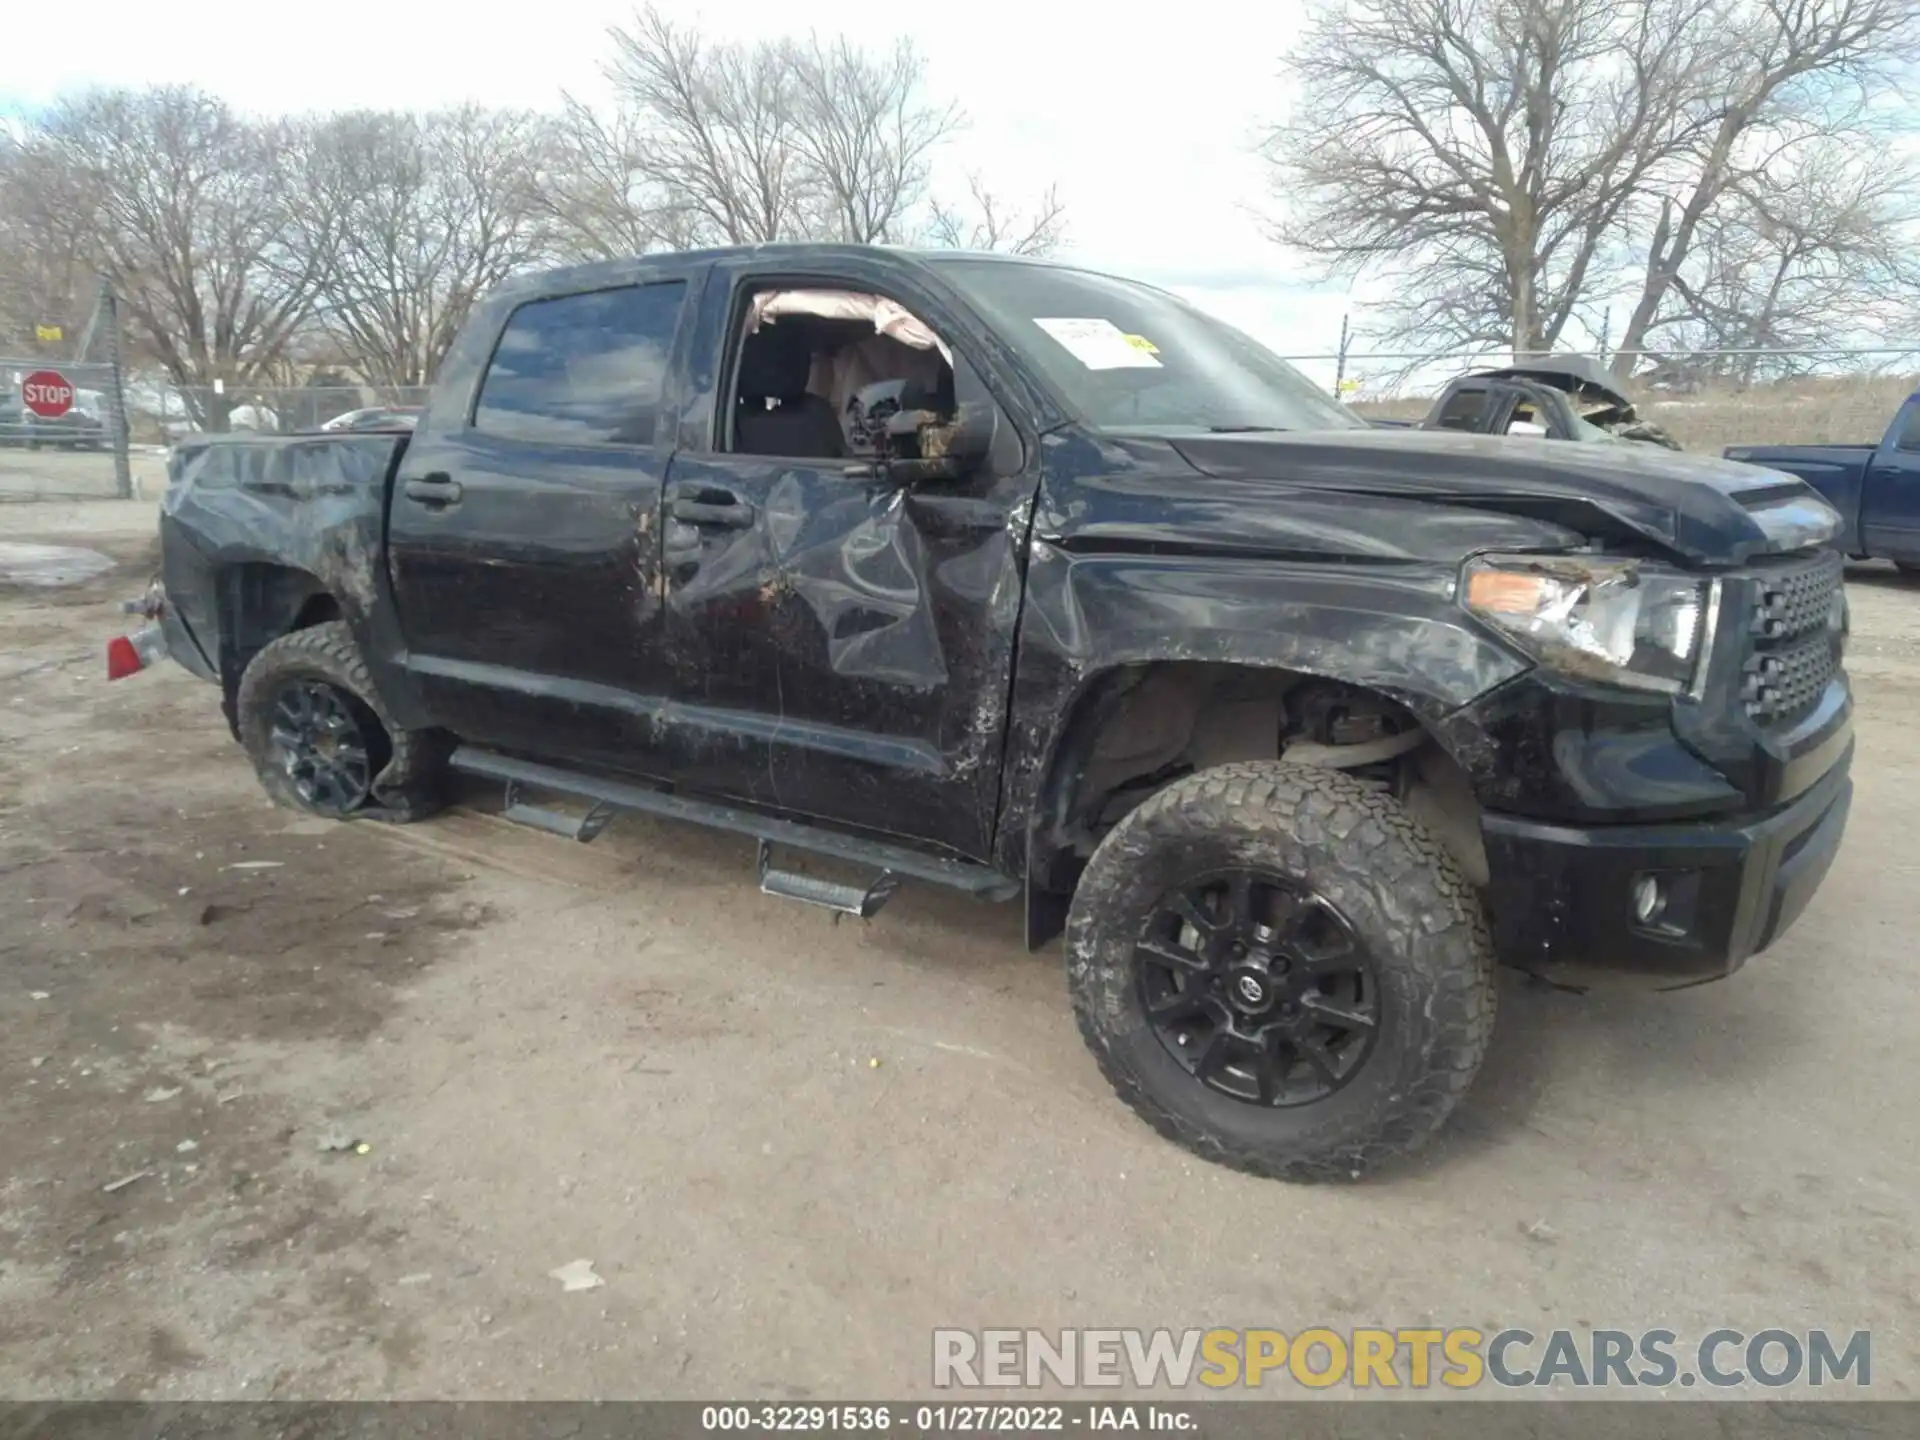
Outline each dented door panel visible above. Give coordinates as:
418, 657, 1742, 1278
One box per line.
653, 254, 1041, 858
658, 453, 1033, 858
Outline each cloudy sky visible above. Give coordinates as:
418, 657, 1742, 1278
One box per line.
6, 0, 1403, 390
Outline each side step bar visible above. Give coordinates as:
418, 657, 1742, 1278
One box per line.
757, 840, 898, 918
502, 779, 615, 842
449, 747, 1020, 906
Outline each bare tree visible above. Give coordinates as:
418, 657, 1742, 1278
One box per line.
925, 174, 1069, 256
1610, 0, 1920, 368
1262, 0, 1920, 369
1640, 142, 1920, 385
0, 127, 101, 352
0, 16, 1068, 410
17, 87, 327, 424
301, 106, 552, 387
539, 95, 704, 261
597, 5, 1060, 251
787, 34, 962, 243
603, 5, 816, 244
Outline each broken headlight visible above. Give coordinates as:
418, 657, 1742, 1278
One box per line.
1463, 555, 1711, 694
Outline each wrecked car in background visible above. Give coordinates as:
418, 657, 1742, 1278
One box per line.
1423, 356, 1683, 449
318, 405, 423, 433
112, 245, 1853, 1182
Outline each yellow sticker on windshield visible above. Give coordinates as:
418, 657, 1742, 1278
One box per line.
1123, 333, 1159, 354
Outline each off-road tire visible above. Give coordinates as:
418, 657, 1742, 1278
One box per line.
1066, 761, 1496, 1181
236, 621, 446, 823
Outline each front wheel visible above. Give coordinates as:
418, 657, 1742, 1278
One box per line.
1066, 761, 1495, 1181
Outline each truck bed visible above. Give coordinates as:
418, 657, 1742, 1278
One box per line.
1724, 442, 1876, 464
159, 432, 410, 685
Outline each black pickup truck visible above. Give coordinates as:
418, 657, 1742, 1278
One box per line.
112, 245, 1855, 1181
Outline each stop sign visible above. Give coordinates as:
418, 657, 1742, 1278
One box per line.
21, 370, 75, 419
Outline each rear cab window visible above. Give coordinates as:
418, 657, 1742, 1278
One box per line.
1435, 386, 1489, 432
475, 281, 688, 447
1893, 398, 1920, 452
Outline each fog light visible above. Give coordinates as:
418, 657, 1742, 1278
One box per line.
1631, 875, 1666, 926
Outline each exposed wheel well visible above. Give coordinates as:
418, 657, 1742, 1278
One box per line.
1034, 661, 1488, 893
291, 591, 344, 630
214, 565, 349, 735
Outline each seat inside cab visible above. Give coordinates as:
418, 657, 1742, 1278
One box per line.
731, 290, 954, 460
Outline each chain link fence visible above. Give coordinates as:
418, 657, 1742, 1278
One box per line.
2, 286, 136, 500
135, 385, 433, 443
1280, 344, 1920, 451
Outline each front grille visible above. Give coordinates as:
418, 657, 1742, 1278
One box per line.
1739, 549, 1844, 730
1743, 632, 1839, 726
1752, 547, 1843, 639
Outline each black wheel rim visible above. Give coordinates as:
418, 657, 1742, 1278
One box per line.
1135, 868, 1381, 1108
267, 679, 376, 815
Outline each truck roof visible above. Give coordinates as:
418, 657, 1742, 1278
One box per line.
503, 243, 1075, 299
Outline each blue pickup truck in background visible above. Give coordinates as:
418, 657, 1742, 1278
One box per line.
1726, 393, 1920, 573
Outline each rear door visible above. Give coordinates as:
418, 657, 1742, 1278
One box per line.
387, 269, 697, 772
653, 258, 1038, 859
1861, 397, 1920, 562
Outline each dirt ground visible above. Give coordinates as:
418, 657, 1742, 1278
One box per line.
3, 497, 1919, 1403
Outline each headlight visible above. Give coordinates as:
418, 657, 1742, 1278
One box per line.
1463, 555, 1711, 694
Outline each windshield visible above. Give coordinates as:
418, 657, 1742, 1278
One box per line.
934, 259, 1365, 435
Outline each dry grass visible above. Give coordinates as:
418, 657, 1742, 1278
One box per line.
1352, 373, 1919, 451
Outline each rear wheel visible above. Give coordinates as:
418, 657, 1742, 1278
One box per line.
1066, 761, 1495, 1181
236, 621, 444, 821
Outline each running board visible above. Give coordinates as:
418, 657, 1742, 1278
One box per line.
757, 840, 898, 918
501, 779, 615, 842
449, 747, 1019, 901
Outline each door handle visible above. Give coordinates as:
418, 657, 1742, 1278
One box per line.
403, 476, 463, 506
670, 495, 755, 528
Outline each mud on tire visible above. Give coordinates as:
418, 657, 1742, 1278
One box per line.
235, 621, 446, 822
1066, 761, 1495, 1181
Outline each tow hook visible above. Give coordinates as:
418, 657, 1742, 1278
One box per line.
123, 582, 166, 620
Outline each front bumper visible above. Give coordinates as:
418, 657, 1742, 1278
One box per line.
1480, 742, 1853, 990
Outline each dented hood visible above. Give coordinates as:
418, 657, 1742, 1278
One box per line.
1166, 427, 1841, 565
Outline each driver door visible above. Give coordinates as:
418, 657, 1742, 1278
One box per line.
654, 260, 1035, 859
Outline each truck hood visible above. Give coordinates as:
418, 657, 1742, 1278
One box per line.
1166, 427, 1840, 565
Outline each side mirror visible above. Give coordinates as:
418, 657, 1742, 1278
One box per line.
886, 402, 995, 484
847, 378, 994, 484
1506, 419, 1550, 438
